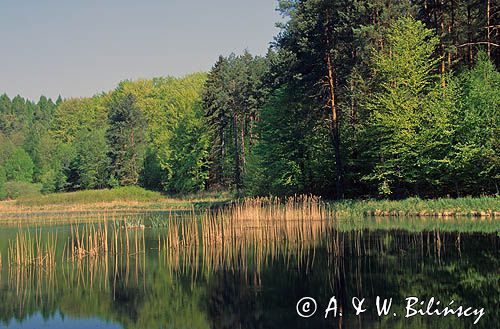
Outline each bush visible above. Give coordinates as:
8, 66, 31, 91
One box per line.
3, 181, 42, 199
0, 166, 6, 199
17, 186, 164, 206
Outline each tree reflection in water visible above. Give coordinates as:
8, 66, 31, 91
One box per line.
0, 212, 498, 329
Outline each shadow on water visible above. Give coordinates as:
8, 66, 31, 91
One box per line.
0, 199, 498, 329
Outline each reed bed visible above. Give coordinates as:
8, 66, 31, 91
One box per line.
159, 195, 335, 278
7, 228, 57, 268
1, 199, 492, 310
2, 194, 497, 288
69, 222, 109, 260
2, 219, 147, 278
1, 229, 477, 329
141, 197, 473, 285
7, 242, 148, 311
65, 219, 149, 261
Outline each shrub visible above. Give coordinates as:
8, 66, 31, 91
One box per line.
0, 166, 6, 199
4, 181, 41, 199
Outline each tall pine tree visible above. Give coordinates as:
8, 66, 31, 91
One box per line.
106, 93, 146, 186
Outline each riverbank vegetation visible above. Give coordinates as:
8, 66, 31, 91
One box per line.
2, 197, 499, 273
0, 188, 497, 222
1, 217, 497, 328
0, 187, 231, 221
0, 1, 498, 203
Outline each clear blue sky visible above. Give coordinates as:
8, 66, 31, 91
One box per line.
0, 0, 282, 101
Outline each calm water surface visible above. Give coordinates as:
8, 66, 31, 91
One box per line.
0, 214, 498, 329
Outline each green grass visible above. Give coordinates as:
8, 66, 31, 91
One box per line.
328, 196, 500, 216
16, 186, 165, 207
10, 187, 232, 210
3, 181, 42, 199
335, 216, 500, 233
5, 188, 499, 218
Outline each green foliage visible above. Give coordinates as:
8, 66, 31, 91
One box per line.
3, 181, 41, 199
141, 147, 166, 190
106, 93, 146, 186
447, 53, 500, 195
363, 17, 453, 196
373, 17, 440, 91
248, 87, 334, 196
36, 136, 75, 193
4, 148, 34, 183
0, 133, 16, 166
203, 53, 269, 193
51, 96, 108, 143
0, 165, 6, 199
72, 129, 110, 190
16, 186, 164, 206
116, 73, 209, 193
0, 2, 498, 200
166, 102, 210, 194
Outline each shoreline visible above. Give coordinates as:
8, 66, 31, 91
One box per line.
0, 190, 498, 222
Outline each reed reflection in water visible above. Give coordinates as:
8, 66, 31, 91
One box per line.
0, 196, 498, 329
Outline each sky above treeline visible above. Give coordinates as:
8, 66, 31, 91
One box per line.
0, 0, 281, 101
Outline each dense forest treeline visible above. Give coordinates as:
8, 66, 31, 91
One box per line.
0, 0, 499, 200
0, 74, 209, 198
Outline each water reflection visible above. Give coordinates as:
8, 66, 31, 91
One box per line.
0, 212, 498, 329
2, 312, 121, 329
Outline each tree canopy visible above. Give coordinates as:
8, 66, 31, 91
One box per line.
0, 0, 498, 199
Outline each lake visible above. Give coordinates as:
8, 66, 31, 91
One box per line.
0, 206, 498, 329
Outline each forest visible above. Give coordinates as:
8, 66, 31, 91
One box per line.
0, 0, 499, 200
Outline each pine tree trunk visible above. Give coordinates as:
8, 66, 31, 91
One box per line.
249, 114, 255, 148
487, 0, 492, 59
325, 15, 343, 199
440, 0, 447, 88
218, 112, 225, 187
240, 115, 246, 167
232, 112, 242, 196
467, 4, 474, 65
449, 0, 455, 69
326, 52, 343, 199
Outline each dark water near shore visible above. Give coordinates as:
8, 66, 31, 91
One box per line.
0, 215, 498, 329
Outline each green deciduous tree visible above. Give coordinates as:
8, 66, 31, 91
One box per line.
4, 148, 34, 183
73, 129, 110, 190
247, 86, 335, 196
117, 73, 209, 192
447, 53, 500, 195
363, 17, 455, 196
51, 97, 108, 143
167, 103, 210, 194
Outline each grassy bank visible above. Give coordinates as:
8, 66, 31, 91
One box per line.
0, 187, 498, 220
0, 187, 231, 219
329, 196, 499, 217
17, 186, 165, 205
